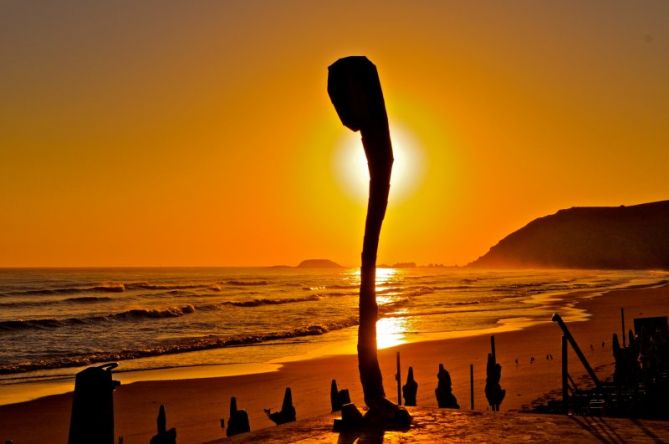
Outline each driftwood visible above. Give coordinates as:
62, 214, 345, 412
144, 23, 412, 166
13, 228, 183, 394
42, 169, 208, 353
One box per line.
328, 55, 410, 429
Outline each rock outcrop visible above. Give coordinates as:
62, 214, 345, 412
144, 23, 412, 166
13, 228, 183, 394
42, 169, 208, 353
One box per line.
470, 200, 669, 269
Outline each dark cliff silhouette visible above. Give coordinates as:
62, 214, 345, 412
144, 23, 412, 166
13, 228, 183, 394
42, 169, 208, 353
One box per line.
470, 200, 669, 269
328, 56, 410, 428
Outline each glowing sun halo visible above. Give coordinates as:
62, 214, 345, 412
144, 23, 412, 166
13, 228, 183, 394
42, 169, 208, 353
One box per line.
334, 124, 424, 202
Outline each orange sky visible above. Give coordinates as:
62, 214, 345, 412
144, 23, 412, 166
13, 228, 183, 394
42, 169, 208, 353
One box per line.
1, 1, 669, 267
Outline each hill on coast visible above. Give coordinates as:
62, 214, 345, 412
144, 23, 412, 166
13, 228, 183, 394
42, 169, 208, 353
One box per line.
296, 259, 343, 268
470, 200, 669, 269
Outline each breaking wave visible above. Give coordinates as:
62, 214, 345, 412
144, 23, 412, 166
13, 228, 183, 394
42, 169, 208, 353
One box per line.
0, 295, 324, 331
0, 317, 359, 374
3, 283, 126, 296
0, 305, 197, 331
225, 280, 269, 286
0, 296, 114, 309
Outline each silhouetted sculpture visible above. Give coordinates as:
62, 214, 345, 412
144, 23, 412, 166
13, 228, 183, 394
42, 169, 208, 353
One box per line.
226, 397, 250, 437
265, 387, 296, 425
485, 353, 505, 411
402, 367, 418, 406
68, 363, 119, 444
435, 364, 459, 408
328, 55, 410, 429
149, 405, 176, 444
330, 379, 351, 412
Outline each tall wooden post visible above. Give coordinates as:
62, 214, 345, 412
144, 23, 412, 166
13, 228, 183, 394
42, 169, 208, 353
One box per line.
328, 56, 393, 408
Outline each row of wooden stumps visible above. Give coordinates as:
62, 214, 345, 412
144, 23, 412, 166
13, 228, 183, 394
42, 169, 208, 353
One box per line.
220, 387, 296, 437
64, 362, 296, 444
64, 338, 507, 443
330, 336, 506, 412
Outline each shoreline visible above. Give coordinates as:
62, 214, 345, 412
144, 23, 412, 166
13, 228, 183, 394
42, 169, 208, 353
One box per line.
0, 272, 639, 406
2, 283, 669, 443
0, 284, 600, 407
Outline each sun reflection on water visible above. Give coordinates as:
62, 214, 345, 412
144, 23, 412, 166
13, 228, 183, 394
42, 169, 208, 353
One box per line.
345, 267, 407, 349
346, 267, 398, 285
376, 316, 408, 349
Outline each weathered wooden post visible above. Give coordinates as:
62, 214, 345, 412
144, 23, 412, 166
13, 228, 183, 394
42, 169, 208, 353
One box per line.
621, 307, 626, 348
562, 335, 569, 410
68, 363, 119, 444
149, 405, 176, 444
552, 313, 602, 389
265, 387, 296, 425
396, 352, 402, 405
226, 397, 250, 437
490, 336, 496, 364
328, 56, 410, 427
402, 367, 418, 406
470, 364, 474, 410
435, 363, 460, 408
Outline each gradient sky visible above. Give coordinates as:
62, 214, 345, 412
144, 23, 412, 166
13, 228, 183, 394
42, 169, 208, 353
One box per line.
2, 1, 669, 267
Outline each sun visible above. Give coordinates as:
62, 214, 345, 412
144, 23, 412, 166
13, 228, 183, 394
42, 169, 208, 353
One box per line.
334, 123, 424, 202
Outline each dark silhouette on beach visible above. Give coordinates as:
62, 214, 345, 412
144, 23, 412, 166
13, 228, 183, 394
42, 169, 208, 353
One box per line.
435, 364, 459, 409
149, 405, 176, 444
226, 396, 250, 437
402, 367, 418, 406
330, 379, 351, 412
612, 332, 639, 386
328, 56, 410, 428
485, 354, 505, 411
68, 363, 119, 444
535, 313, 669, 419
265, 387, 296, 425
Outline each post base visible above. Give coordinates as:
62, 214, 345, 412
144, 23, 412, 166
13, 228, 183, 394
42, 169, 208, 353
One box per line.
333, 399, 412, 432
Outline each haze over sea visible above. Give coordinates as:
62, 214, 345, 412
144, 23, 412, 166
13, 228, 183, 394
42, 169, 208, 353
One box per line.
1, 267, 668, 404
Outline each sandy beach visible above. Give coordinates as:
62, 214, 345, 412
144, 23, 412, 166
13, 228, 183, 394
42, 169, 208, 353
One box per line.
2, 282, 668, 444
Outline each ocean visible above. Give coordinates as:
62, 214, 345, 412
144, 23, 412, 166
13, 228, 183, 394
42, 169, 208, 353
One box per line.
1, 267, 667, 404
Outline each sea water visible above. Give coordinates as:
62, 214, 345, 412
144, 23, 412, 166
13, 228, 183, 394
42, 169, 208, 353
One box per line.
0, 267, 667, 404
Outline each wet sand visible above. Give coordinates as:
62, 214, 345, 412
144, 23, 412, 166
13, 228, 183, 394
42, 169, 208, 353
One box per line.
2, 283, 668, 444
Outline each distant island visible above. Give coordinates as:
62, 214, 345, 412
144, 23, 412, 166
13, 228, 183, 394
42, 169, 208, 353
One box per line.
470, 200, 669, 270
296, 259, 343, 268
378, 262, 417, 268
